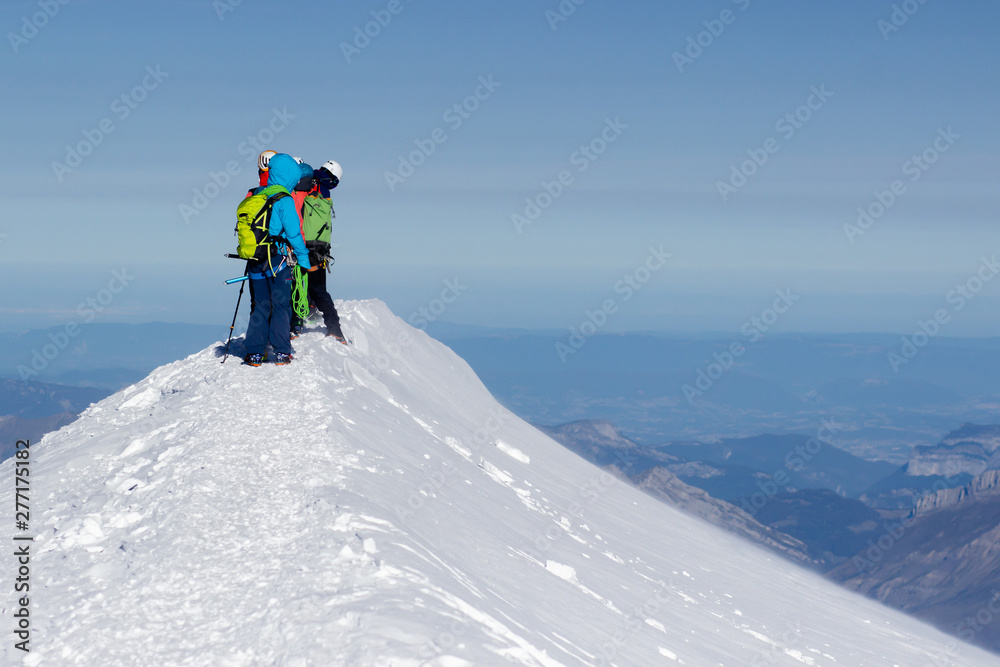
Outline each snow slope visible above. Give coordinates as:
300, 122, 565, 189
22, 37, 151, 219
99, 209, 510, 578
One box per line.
1, 299, 994, 666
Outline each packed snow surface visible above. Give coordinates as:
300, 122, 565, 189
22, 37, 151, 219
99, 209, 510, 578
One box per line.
1, 300, 994, 666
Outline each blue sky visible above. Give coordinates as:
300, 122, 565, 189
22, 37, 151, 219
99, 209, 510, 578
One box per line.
2, 0, 999, 334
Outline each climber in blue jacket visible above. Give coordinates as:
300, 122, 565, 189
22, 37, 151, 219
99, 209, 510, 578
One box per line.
243, 153, 316, 366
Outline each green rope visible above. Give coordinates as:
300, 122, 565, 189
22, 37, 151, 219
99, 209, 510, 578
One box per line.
292, 265, 310, 320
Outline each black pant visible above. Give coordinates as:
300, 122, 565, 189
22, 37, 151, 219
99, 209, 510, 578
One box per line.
292, 265, 342, 336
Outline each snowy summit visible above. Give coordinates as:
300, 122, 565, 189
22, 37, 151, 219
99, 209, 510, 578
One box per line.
2, 299, 995, 666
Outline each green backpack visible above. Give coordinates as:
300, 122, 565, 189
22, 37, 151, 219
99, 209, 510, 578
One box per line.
302, 194, 334, 257
236, 186, 290, 263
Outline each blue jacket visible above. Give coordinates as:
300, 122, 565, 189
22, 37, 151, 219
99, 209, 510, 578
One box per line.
251, 153, 311, 277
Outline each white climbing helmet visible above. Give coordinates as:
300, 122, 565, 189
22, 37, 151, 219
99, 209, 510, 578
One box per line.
321, 160, 343, 182
258, 150, 277, 171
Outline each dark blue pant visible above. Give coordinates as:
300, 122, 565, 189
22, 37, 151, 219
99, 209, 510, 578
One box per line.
245, 265, 292, 355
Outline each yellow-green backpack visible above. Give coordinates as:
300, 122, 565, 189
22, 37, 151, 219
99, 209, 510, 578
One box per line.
236, 186, 290, 262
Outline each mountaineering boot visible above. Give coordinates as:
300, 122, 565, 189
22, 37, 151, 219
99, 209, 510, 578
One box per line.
327, 329, 348, 345
273, 352, 293, 365
243, 352, 264, 367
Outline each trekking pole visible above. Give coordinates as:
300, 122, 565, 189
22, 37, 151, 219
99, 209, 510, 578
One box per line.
221, 267, 249, 364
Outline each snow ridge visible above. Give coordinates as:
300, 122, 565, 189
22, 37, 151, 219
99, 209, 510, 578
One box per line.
1, 299, 994, 666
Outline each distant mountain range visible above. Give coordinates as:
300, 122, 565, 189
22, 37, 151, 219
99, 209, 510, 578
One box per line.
629, 467, 820, 568
538, 420, 821, 569
0, 322, 221, 387
749, 489, 885, 565
831, 469, 1000, 654
0, 379, 110, 419
435, 329, 1000, 464
906, 423, 1000, 476
658, 434, 899, 500
542, 418, 1000, 653
539, 419, 901, 569
860, 423, 999, 510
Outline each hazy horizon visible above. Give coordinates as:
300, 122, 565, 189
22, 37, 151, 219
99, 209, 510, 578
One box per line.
5, 262, 1000, 337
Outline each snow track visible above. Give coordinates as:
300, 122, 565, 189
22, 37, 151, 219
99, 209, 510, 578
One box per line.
1, 300, 993, 666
